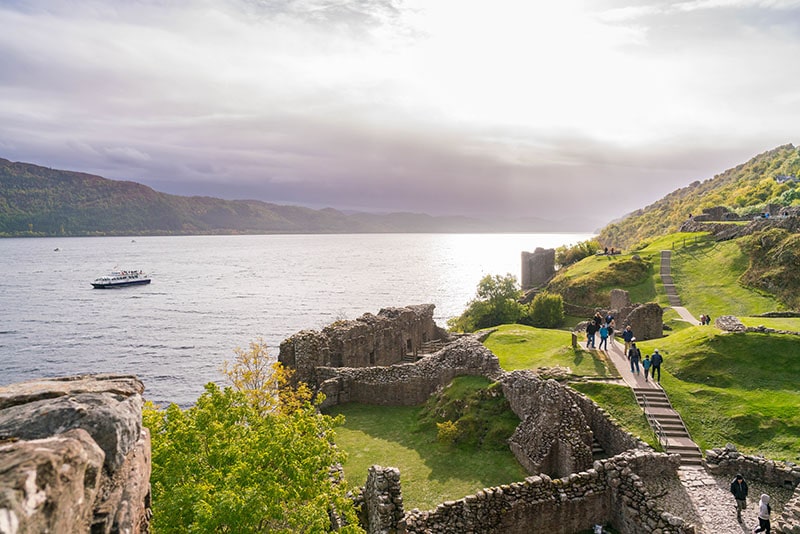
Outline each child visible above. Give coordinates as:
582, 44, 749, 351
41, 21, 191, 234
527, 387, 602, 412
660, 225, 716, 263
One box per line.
642, 354, 652, 382
754, 493, 771, 533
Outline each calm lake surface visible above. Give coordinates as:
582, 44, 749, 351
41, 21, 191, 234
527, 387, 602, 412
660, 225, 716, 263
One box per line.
0, 233, 590, 405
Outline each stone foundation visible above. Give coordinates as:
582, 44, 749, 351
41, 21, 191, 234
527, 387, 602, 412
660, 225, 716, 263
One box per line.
0, 375, 151, 533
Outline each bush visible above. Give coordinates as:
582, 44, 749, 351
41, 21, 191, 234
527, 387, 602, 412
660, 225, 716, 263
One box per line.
436, 420, 459, 445
555, 240, 600, 267
522, 292, 565, 328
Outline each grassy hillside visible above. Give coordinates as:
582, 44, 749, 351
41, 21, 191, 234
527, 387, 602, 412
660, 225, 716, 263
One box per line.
547, 231, 788, 314
599, 144, 800, 249
635, 328, 800, 460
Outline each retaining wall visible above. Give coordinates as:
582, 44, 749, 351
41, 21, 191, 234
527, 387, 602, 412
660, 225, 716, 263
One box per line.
363, 452, 694, 533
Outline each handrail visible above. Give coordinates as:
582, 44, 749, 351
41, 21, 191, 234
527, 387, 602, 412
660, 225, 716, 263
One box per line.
641, 393, 669, 450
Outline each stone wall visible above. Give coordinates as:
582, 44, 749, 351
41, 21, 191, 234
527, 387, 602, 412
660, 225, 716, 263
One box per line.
623, 302, 664, 341
315, 336, 503, 409
705, 445, 800, 533
364, 451, 695, 533
363, 466, 404, 534
521, 247, 556, 290
500, 371, 594, 477
567, 289, 663, 342
278, 304, 447, 386
0, 375, 151, 533
680, 213, 800, 241
715, 315, 747, 332
569, 390, 649, 457
610, 289, 632, 311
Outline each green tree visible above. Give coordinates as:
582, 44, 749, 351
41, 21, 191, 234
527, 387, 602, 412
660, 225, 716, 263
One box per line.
448, 274, 522, 332
522, 292, 565, 328
144, 345, 363, 533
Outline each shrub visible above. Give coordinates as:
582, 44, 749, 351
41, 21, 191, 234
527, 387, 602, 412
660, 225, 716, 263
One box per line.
436, 420, 459, 445
555, 240, 600, 267
523, 292, 565, 328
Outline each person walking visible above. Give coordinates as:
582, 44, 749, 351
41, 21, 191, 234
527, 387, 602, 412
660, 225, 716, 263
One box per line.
730, 473, 749, 523
754, 493, 771, 533
650, 349, 663, 383
598, 323, 609, 351
642, 354, 652, 382
622, 325, 634, 355
586, 320, 597, 349
628, 342, 641, 374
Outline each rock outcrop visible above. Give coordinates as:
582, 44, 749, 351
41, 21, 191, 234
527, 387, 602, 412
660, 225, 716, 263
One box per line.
0, 375, 151, 534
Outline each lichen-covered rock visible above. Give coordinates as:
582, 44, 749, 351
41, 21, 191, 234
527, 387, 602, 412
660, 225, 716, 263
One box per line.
0, 375, 151, 533
0, 388, 142, 472
0, 428, 104, 533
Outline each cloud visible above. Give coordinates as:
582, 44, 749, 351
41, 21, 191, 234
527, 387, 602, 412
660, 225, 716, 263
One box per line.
0, 0, 798, 229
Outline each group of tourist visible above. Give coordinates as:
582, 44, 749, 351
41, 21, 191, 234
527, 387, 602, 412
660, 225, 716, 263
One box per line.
625, 343, 663, 383
585, 312, 615, 351
585, 319, 665, 382
731, 473, 772, 532
584, 313, 777, 530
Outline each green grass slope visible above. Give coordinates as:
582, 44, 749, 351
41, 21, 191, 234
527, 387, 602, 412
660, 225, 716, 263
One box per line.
482, 324, 619, 377
635, 328, 800, 460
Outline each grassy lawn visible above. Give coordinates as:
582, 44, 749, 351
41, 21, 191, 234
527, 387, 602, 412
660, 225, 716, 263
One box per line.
570, 382, 661, 450
327, 402, 527, 511
483, 324, 619, 378
635, 327, 800, 460
670, 238, 781, 317
739, 316, 800, 331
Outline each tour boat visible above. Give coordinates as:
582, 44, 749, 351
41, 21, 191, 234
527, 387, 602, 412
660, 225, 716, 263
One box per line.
91, 270, 151, 289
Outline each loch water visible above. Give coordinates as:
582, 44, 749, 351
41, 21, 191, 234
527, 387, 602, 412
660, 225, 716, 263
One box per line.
0, 233, 590, 406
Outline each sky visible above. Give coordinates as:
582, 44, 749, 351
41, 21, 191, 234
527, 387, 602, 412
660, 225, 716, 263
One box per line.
1, 0, 799, 230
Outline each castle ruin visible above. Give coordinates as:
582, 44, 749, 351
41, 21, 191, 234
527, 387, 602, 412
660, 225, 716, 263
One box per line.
521, 247, 556, 290
281, 304, 706, 533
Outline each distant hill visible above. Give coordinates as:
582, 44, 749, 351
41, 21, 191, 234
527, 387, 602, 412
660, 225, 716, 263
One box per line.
0, 158, 573, 236
598, 144, 800, 249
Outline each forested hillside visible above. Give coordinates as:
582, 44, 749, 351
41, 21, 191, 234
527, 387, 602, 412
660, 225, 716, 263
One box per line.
0, 158, 509, 236
599, 144, 800, 249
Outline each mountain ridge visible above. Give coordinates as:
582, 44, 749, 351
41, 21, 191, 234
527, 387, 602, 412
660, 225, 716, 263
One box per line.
0, 157, 588, 236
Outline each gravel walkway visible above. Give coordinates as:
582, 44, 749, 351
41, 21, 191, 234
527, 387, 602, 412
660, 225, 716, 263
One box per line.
664, 467, 794, 533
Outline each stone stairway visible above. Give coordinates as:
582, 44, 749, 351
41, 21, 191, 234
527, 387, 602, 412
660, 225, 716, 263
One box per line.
634, 387, 703, 466
660, 250, 682, 306
591, 436, 606, 460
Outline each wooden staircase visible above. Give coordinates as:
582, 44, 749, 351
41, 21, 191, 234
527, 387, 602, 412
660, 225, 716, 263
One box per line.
634, 387, 703, 466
